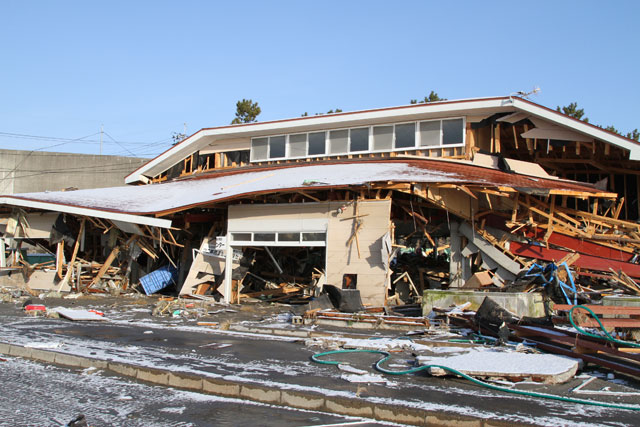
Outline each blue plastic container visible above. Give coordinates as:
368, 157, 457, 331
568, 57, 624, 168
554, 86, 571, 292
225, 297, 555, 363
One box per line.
139, 265, 178, 295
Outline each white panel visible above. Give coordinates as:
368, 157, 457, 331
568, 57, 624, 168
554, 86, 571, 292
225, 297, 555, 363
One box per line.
112, 220, 144, 235
228, 218, 327, 233
199, 138, 251, 154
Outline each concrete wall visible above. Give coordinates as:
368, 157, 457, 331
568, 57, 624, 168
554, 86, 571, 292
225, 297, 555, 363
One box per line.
422, 289, 546, 317
226, 200, 391, 306
0, 149, 149, 194
326, 200, 390, 306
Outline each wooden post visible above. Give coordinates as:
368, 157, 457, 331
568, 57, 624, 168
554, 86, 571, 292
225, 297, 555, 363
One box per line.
57, 218, 85, 292
86, 246, 120, 291
56, 242, 65, 279
465, 123, 476, 160
511, 193, 519, 223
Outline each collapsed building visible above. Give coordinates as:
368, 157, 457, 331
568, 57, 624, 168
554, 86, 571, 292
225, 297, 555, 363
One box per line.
0, 96, 639, 315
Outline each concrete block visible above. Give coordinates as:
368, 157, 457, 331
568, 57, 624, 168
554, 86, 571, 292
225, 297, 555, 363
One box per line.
202, 378, 241, 397
424, 415, 481, 427
168, 372, 203, 391
280, 391, 325, 410
374, 405, 425, 425
281, 329, 309, 338
8, 345, 33, 359
423, 290, 545, 317
239, 384, 281, 404
136, 368, 169, 385
0, 342, 11, 355
108, 362, 139, 378
602, 296, 640, 307
29, 348, 57, 363
53, 353, 87, 367
324, 397, 374, 418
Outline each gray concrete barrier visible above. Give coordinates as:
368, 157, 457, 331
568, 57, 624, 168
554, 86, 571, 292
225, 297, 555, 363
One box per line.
0, 342, 510, 427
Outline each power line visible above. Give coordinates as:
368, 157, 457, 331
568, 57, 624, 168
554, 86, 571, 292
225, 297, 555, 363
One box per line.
0, 160, 148, 173
103, 131, 138, 157
0, 132, 103, 193
0, 131, 160, 145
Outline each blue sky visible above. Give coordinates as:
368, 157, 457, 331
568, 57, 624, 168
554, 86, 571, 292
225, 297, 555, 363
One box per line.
1, 1, 638, 158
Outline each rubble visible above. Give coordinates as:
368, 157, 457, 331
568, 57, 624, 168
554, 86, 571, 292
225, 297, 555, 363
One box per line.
2, 98, 640, 402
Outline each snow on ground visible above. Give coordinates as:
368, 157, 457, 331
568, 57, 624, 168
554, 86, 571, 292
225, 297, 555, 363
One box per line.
0, 308, 633, 426
0, 356, 396, 427
416, 347, 580, 376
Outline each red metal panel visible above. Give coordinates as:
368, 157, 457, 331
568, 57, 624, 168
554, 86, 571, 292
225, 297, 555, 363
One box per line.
509, 241, 640, 278
524, 229, 633, 262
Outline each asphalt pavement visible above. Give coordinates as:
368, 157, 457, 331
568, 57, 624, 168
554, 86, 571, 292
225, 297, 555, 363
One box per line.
1, 294, 639, 426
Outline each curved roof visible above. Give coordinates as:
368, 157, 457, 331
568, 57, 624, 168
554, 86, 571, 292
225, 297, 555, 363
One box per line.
1, 158, 608, 228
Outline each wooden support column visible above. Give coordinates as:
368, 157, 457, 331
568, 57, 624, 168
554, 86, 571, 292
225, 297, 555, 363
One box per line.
544, 195, 556, 242
56, 242, 65, 279
465, 123, 476, 160
624, 174, 629, 220
523, 124, 533, 154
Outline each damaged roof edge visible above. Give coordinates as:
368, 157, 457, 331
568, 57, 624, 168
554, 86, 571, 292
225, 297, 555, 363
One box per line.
0, 196, 173, 229
512, 98, 640, 160
124, 97, 514, 184
125, 97, 640, 184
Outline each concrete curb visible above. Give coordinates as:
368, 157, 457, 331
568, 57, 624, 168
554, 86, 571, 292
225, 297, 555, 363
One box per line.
0, 342, 512, 427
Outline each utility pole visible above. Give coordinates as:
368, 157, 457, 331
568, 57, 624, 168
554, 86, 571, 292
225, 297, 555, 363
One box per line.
100, 124, 104, 155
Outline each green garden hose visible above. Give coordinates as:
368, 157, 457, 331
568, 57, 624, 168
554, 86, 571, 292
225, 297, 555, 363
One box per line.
568, 304, 640, 348
311, 349, 640, 411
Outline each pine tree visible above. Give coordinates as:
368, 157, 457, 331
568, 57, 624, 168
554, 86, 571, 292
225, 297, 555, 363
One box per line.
231, 99, 261, 124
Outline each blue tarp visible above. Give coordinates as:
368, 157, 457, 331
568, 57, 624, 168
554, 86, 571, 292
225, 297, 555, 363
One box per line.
139, 265, 178, 295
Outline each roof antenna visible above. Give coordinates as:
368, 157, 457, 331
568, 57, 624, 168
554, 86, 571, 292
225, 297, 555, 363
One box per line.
509, 86, 541, 102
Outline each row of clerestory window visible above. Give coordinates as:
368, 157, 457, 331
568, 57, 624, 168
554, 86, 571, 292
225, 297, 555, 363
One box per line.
250, 118, 464, 161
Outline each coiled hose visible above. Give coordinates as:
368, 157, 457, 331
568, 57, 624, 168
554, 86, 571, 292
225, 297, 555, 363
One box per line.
311, 349, 640, 411
568, 304, 640, 348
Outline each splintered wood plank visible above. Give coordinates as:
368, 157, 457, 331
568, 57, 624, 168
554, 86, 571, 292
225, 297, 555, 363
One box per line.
554, 304, 640, 316
56, 242, 64, 280
86, 246, 121, 290
511, 193, 519, 223
544, 195, 556, 242
574, 318, 640, 328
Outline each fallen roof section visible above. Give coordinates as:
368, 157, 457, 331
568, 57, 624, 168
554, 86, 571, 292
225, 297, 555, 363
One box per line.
0, 159, 609, 220
0, 197, 173, 228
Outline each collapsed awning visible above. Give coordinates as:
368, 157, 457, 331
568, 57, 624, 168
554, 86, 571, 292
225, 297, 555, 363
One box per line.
0, 158, 609, 226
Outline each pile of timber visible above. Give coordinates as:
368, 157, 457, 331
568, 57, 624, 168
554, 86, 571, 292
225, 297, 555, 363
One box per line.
9, 214, 181, 295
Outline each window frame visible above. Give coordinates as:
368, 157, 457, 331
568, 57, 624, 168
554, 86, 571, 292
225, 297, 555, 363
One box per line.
229, 230, 326, 247
249, 117, 465, 162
